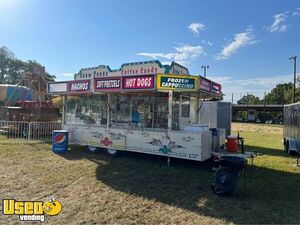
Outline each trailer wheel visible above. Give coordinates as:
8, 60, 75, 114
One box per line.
284, 141, 289, 154
86, 145, 99, 152
106, 148, 119, 157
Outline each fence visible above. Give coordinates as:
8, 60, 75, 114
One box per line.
0, 121, 61, 141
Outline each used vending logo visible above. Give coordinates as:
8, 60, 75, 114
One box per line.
2, 199, 62, 222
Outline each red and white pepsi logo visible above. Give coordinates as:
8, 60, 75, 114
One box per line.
54, 133, 66, 145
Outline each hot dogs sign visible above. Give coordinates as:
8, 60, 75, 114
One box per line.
122, 75, 154, 90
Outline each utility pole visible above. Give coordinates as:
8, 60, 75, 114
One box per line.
264, 92, 266, 123
289, 56, 297, 103
201, 65, 209, 78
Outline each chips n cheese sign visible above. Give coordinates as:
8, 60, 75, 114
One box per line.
122, 75, 154, 90
211, 81, 222, 95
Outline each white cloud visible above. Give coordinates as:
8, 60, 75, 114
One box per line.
293, 8, 300, 16
61, 73, 74, 77
267, 12, 289, 32
201, 40, 213, 46
216, 28, 257, 60
55, 72, 75, 81
160, 61, 172, 65
137, 44, 205, 65
207, 41, 213, 46
210, 74, 295, 102
188, 22, 206, 37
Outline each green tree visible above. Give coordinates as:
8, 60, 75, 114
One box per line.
265, 83, 299, 104
0, 46, 56, 85
0, 46, 15, 83
5, 59, 26, 84
25, 60, 56, 82
237, 94, 262, 105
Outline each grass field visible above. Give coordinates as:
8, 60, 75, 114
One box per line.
0, 122, 299, 224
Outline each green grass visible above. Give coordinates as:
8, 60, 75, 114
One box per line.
0, 124, 299, 224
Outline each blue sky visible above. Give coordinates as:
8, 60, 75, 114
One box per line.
0, 0, 299, 100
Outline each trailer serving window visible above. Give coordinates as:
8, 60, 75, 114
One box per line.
109, 93, 169, 129
152, 93, 168, 129
65, 95, 107, 125
110, 95, 131, 126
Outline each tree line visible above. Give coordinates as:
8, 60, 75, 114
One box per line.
237, 82, 300, 105
1, 45, 299, 106
0, 46, 55, 85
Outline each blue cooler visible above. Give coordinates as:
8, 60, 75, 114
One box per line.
52, 130, 68, 153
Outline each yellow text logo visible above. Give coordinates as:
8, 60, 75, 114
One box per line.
2, 199, 62, 222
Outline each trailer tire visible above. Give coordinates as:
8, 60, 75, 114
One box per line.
86, 145, 99, 152
285, 141, 291, 155
106, 148, 120, 157
284, 140, 289, 153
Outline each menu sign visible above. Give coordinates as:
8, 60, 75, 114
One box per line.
199, 76, 211, 92
48, 82, 68, 94
211, 82, 222, 95
157, 74, 198, 91
94, 77, 121, 92
122, 75, 154, 90
68, 80, 91, 93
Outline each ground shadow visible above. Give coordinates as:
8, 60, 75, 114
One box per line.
59, 145, 300, 224
245, 144, 300, 158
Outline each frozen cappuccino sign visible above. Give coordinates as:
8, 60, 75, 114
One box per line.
68, 80, 91, 94
156, 74, 198, 91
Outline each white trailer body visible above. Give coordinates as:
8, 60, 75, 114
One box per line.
64, 124, 213, 161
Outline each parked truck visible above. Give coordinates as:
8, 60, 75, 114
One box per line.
283, 103, 300, 154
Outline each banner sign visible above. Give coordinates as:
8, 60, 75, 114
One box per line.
211, 81, 222, 95
122, 75, 155, 90
156, 74, 198, 91
68, 80, 91, 94
199, 76, 211, 93
94, 77, 121, 92
47, 82, 68, 94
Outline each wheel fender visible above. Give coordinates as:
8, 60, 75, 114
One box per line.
86, 145, 99, 152
285, 138, 298, 154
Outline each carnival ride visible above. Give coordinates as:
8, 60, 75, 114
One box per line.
0, 67, 59, 137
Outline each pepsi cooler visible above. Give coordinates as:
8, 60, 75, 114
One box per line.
52, 130, 69, 153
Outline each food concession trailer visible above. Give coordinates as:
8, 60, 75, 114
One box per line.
48, 61, 230, 161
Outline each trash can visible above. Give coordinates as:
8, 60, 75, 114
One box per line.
212, 156, 247, 195
52, 130, 68, 153
227, 135, 238, 152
